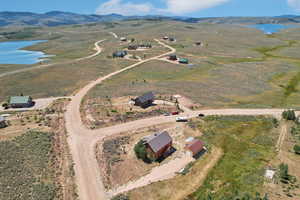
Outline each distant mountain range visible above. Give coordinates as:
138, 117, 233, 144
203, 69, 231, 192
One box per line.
0, 11, 300, 27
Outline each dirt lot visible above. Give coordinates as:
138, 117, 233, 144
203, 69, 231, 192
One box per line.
82, 95, 180, 129
96, 122, 201, 190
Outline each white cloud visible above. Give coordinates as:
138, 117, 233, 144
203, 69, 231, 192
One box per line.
163, 0, 230, 15
96, 0, 153, 16
96, 0, 230, 16
288, 0, 300, 11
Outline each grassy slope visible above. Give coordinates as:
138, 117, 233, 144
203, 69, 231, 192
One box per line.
0, 131, 57, 200
187, 116, 278, 199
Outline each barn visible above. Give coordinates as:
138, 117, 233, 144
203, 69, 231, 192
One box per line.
144, 131, 173, 160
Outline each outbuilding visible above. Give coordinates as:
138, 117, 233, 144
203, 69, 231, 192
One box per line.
9, 96, 33, 108
168, 54, 177, 61
185, 139, 204, 157
144, 131, 173, 160
134, 92, 155, 108
0, 116, 6, 128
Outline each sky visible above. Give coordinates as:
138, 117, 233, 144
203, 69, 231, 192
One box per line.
1, 0, 300, 17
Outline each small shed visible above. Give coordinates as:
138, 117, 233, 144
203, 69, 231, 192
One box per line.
0, 116, 6, 128
179, 58, 189, 64
144, 131, 173, 160
134, 92, 155, 108
113, 50, 127, 58
168, 54, 177, 61
9, 96, 33, 108
195, 41, 202, 46
185, 139, 204, 157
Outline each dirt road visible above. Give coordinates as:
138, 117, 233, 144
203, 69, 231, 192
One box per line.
276, 122, 288, 153
0, 40, 105, 78
109, 32, 118, 38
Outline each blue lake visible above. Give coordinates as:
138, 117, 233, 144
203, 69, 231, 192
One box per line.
248, 24, 297, 34
0, 40, 49, 65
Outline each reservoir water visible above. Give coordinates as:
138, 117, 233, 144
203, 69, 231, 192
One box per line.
248, 24, 297, 34
0, 40, 49, 65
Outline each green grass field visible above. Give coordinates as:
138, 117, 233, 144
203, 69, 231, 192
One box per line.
187, 116, 278, 199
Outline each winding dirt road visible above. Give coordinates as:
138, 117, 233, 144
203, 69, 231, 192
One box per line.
64, 37, 297, 200
0, 39, 105, 78
65, 38, 176, 200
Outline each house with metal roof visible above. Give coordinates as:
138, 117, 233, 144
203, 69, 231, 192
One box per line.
9, 96, 33, 108
144, 131, 173, 160
0, 116, 6, 128
134, 92, 155, 108
113, 50, 128, 58
179, 58, 189, 64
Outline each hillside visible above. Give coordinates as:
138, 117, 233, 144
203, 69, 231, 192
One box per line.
0, 11, 300, 27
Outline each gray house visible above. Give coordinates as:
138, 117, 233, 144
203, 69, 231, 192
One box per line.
134, 92, 155, 108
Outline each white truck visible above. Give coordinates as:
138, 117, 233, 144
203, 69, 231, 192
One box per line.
176, 116, 188, 122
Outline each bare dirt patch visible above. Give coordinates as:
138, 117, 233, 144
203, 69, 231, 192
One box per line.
82, 96, 179, 129
96, 122, 201, 190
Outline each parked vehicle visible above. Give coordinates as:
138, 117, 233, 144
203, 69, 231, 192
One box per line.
176, 117, 188, 122
198, 113, 205, 117
172, 111, 179, 115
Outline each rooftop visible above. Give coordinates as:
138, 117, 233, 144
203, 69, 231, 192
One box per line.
136, 92, 155, 103
145, 131, 172, 153
185, 139, 204, 155
9, 96, 31, 104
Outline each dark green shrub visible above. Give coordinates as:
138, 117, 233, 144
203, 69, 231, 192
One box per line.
293, 145, 300, 155
134, 140, 151, 163
282, 110, 296, 121
279, 163, 290, 182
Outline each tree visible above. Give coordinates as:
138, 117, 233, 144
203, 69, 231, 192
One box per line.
293, 144, 300, 155
282, 110, 297, 121
279, 163, 290, 183
134, 140, 151, 163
